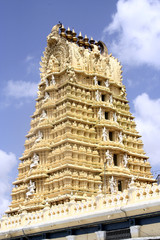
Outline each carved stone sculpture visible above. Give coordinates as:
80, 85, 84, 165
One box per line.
109, 176, 117, 194
30, 153, 39, 169
102, 127, 108, 141
105, 150, 113, 166
26, 180, 35, 198
123, 153, 128, 167
43, 92, 50, 103
109, 94, 113, 104
98, 108, 103, 120
105, 79, 109, 88
113, 112, 117, 122
118, 131, 123, 144
51, 74, 56, 85
95, 90, 101, 101
40, 110, 47, 121
94, 76, 98, 85
35, 131, 43, 143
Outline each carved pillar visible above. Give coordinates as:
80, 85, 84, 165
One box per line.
130, 225, 141, 238
95, 231, 106, 240
66, 235, 75, 240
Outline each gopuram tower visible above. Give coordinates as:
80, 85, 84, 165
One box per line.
7, 24, 154, 214
1, 24, 160, 240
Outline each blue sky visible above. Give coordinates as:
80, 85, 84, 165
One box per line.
0, 0, 160, 215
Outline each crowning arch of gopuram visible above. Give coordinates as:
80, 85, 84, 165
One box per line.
1, 24, 160, 240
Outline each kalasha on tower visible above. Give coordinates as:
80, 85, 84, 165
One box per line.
1, 24, 159, 239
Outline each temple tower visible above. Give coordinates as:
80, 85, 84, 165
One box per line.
7, 24, 154, 216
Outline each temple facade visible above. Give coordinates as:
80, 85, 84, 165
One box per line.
0, 24, 160, 240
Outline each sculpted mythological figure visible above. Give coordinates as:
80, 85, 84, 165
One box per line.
26, 180, 35, 198
129, 175, 136, 187
98, 108, 103, 120
118, 131, 123, 144
95, 90, 101, 101
94, 76, 98, 85
67, 67, 76, 82
105, 79, 109, 88
40, 110, 47, 121
30, 153, 39, 169
105, 150, 113, 166
43, 92, 50, 103
98, 184, 102, 193
109, 176, 117, 194
109, 94, 113, 104
123, 153, 128, 167
113, 112, 117, 122
102, 127, 108, 141
35, 130, 43, 143
51, 75, 56, 85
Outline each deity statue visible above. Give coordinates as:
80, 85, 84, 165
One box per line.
98, 108, 103, 120
109, 94, 113, 104
129, 175, 136, 188
105, 79, 109, 88
43, 92, 50, 103
30, 153, 39, 169
98, 184, 102, 193
40, 110, 47, 121
113, 112, 117, 122
51, 74, 56, 85
94, 76, 98, 85
118, 131, 123, 144
109, 176, 117, 194
105, 150, 113, 166
67, 67, 76, 82
26, 180, 35, 198
35, 130, 43, 143
123, 153, 128, 167
95, 90, 101, 101
45, 78, 49, 87
102, 127, 108, 141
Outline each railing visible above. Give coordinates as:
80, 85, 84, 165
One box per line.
0, 183, 160, 231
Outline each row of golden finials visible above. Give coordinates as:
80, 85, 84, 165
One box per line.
59, 24, 102, 50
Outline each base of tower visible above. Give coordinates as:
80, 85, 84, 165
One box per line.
1, 183, 160, 239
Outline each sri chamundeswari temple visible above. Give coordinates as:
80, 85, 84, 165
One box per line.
1, 24, 160, 240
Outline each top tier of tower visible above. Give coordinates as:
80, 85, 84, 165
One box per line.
40, 24, 122, 85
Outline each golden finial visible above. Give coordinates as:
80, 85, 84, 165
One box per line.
77, 32, 84, 47
89, 37, 95, 45
84, 35, 89, 49
66, 27, 72, 41
89, 37, 95, 51
60, 24, 66, 38
72, 28, 77, 43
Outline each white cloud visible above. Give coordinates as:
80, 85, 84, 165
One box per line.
0, 150, 17, 215
25, 55, 34, 62
25, 55, 39, 75
103, 0, 160, 69
5, 80, 38, 98
133, 93, 160, 171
